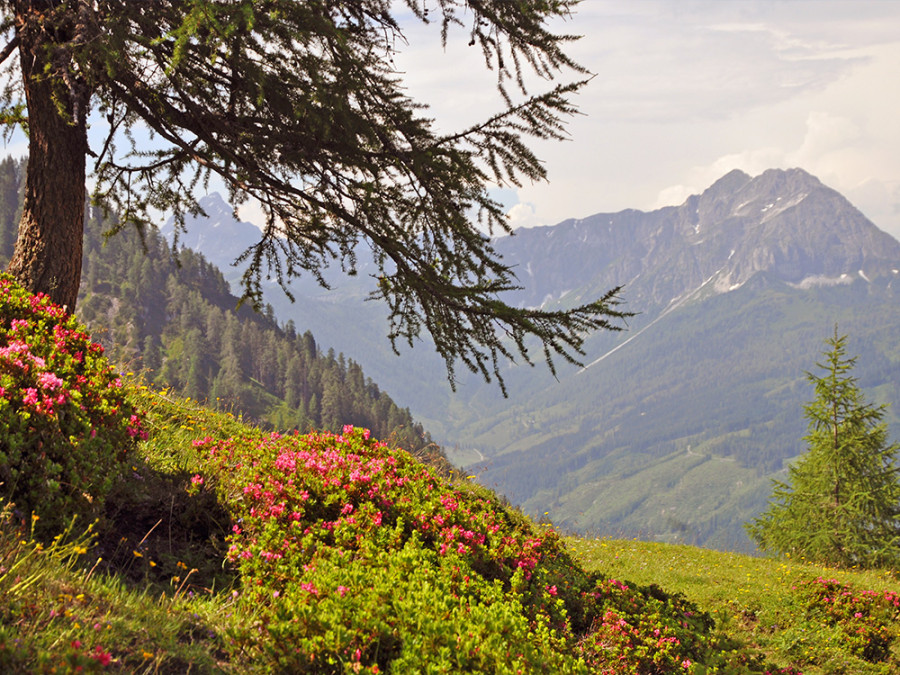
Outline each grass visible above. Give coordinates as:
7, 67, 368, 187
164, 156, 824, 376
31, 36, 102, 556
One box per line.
567, 537, 900, 674
0, 510, 232, 673
1, 385, 248, 673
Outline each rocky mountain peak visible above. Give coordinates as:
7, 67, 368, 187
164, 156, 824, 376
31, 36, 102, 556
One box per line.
196, 192, 236, 226
496, 168, 900, 312
161, 192, 261, 276
698, 168, 751, 202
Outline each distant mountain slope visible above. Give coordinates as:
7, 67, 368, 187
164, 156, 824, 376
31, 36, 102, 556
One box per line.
468, 168, 900, 549
159, 168, 900, 551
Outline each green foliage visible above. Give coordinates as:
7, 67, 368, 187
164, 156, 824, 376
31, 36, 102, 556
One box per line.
0, 274, 146, 533
789, 577, 900, 666
575, 578, 734, 673
188, 425, 757, 673
3, 0, 629, 389
747, 330, 900, 568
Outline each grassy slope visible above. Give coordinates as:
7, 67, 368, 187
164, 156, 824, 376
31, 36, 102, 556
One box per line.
568, 537, 900, 675
2, 382, 899, 673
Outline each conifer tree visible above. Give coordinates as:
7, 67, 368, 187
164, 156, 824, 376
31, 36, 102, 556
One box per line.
747, 330, 900, 568
0, 0, 629, 390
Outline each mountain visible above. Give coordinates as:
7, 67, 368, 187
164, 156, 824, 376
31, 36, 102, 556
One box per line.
163, 168, 900, 552
498, 168, 900, 311
159, 193, 261, 278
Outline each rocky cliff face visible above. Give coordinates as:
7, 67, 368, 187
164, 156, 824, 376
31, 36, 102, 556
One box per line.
496, 168, 900, 311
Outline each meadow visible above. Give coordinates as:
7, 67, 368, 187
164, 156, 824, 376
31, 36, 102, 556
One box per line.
1, 277, 899, 673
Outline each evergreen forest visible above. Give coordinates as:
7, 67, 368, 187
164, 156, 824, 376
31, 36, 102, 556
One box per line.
0, 156, 440, 463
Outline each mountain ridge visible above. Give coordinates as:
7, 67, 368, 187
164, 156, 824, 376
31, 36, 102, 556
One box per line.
495, 167, 900, 313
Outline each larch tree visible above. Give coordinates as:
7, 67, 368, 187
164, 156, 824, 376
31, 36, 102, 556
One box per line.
0, 0, 630, 390
746, 330, 900, 568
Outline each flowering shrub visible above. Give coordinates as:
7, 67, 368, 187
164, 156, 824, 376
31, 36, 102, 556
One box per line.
576, 578, 720, 673
196, 426, 756, 672
798, 577, 900, 663
197, 427, 584, 672
0, 274, 146, 532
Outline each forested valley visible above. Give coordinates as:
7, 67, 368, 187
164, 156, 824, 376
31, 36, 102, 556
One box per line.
0, 156, 442, 464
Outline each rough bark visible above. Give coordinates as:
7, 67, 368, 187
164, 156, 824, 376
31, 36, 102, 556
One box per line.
6, 1, 89, 311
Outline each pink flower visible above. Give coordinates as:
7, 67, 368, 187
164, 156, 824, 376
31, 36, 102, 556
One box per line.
336, 586, 348, 597
92, 646, 112, 666
38, 371, 64, 390
547, 585, 558, 596
299, 582, 319, 596
191, 475, 204, 486
22, 387, 39, 406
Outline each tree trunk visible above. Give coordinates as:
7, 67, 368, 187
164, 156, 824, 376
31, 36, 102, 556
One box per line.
6, 1, 89, 311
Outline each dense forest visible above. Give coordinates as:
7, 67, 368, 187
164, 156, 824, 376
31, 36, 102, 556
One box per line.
0, 156, 441, 461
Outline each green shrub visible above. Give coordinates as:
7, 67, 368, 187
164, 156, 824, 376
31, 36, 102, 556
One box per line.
0, 274, 146, 532
197, 427, 587, 672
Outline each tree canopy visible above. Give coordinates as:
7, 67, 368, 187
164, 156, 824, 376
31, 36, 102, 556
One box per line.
0, 0, 629, 390
746, 330, 900, 568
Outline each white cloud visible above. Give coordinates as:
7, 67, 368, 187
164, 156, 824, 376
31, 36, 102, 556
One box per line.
788, 112, 861, 166
506, 202, 544, 231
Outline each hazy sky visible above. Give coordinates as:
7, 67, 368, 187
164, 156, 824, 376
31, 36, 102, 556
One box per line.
395, 1, 900, 239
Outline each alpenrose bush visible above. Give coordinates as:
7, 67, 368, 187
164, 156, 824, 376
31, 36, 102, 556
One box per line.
797, 577, 900, 665
0, 274, 147, 532
195, 426, 764, 673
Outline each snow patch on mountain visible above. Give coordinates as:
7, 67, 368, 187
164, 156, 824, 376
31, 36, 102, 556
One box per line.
788, 274, 854, 290
761, 192, 808, 223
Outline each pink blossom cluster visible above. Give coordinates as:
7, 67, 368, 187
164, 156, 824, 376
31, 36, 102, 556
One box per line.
1, 273, 150, 526
576, 576, 713, 673
199, 427, 561, 589
802, 576, 900, 661
69, 639, 113, 667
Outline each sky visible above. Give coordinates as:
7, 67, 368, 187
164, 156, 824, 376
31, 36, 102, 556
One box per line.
4, 2, 896, 241
393, 1, 900, 240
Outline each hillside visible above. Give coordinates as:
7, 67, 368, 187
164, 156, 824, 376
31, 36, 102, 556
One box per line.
162, 168, 900, 552
1, 278, 897, 672
0, 156, 441, 466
